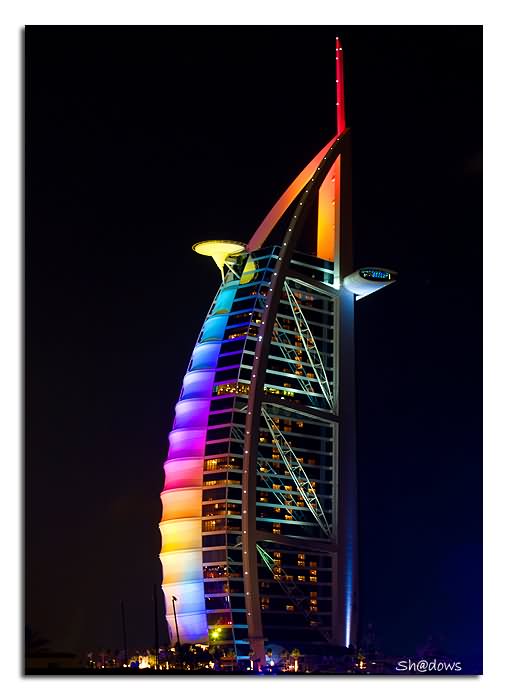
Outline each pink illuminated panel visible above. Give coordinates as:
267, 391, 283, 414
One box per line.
163, 458, 204, 491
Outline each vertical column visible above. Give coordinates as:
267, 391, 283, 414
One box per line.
335, 128, 358, 649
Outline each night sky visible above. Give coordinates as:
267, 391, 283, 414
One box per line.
26, 26, 482, 670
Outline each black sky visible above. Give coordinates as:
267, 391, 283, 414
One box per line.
26, 26, 482, 669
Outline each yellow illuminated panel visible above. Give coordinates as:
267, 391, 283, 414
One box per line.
159, 518, 202, 553
240, 255, 257, 284
160, 550, 204, 585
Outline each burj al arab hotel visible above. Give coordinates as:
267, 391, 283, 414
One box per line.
158, 37, 396, 666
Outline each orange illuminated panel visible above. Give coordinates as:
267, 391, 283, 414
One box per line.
317, 155, 340, 262
160, 488, 202, 521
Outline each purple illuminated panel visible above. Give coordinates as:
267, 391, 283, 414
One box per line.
173, 399, 210, 430
189, 342, 222, 371
180, 370, 216, 400
167, 428, 207, 460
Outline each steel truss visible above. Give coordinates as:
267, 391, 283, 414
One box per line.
283, 281, 334, 410
261, 406, 332, 537
254, 294, 324, 406
256, 460, 311, 525
256, 544, 331, 642
271, 321, 322, 405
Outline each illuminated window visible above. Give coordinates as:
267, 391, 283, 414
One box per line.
273, 551, 281, 559
286, 605, 295, 612
296, 421, 304, 428
215, 382, 245, 396
298, 575, 305, 582
309, 561, 317, 568
284, 485, 292, 492
309, 576, 317, 583
273, 484, 281, 490
310, 569, 317, 575
284, 514, 293, 520
273, 524, 281, 535
310, 591, 317, 599
275, 507, 281, 513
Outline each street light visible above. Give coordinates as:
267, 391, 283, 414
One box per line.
171, 596, 182, 668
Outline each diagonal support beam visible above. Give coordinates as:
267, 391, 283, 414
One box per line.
283, 281, 334, 410
256, 294, 322, 405
256, 544, 331, 642
261, 406, 332, 537
257, 461, 313, 527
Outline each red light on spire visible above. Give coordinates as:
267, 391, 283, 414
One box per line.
336, 36, 346, 135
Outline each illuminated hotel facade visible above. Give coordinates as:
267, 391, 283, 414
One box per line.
158, 38, 395, 665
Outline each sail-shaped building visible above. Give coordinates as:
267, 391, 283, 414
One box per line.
158, 37, 395, 667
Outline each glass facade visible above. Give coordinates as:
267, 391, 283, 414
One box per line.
160, 245, 342, 662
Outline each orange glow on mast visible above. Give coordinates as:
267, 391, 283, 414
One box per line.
247, 136, 336, 252
317, 155, 340, 262
317, 37, 346, 264
248, 37, 347, 264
